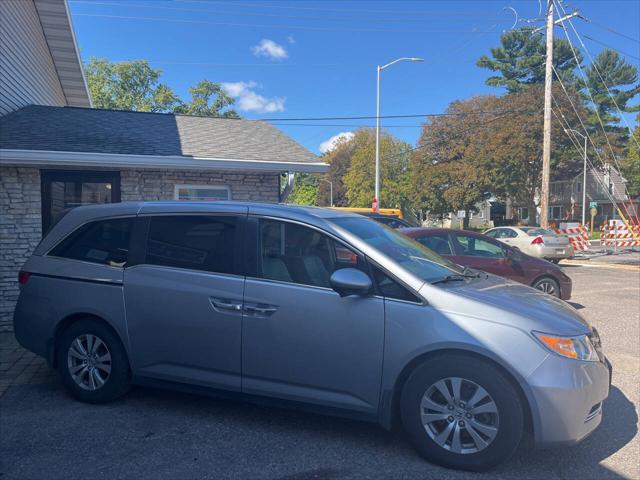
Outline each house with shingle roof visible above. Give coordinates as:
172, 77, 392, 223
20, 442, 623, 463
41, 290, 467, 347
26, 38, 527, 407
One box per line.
0, 0, 327, 327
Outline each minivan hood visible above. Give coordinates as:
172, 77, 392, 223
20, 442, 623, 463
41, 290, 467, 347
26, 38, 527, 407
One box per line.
422, 273, 590, 336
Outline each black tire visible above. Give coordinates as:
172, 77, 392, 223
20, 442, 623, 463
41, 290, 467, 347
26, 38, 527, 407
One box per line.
56, 318, 130, 404
532, 276, 561, 298
400, 354, 524, 472
550, 259, 561, 264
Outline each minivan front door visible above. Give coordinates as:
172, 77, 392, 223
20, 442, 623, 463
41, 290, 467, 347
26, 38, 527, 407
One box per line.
124, 206, 247, 391
241, 216, 385, 414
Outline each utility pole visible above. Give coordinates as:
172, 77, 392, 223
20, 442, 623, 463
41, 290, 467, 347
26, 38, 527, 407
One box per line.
540, 0, 554, 228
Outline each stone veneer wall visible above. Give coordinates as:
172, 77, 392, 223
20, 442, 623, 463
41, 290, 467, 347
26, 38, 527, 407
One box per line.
0, 167, 281, 329
120, 169, 280, 202
1, 167, 42, 329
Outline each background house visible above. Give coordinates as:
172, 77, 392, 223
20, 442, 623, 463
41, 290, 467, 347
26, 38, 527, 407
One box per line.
512, 164, 637, 226
0, 0, 327, 328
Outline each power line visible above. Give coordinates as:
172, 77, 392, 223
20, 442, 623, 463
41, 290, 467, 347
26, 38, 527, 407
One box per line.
554, 2, 627, 181
175, 0, 497, 17
555, 0, 639, 153
71, 12, 497, 34
588, 20, 640, 44
582, 35, 640, 61
271, 123, 424, 128
551, 106, 619, 207
253, 110, 528, 122
69, 0, 494, 24
379, 107, 535, 162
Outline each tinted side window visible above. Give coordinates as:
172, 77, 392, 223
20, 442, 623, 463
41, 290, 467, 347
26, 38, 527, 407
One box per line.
504, 229, 518, 238
257, 219, 366, 288
372, 267, 421, 303
455, 235, 505, 258
49, 218, 132, 267
416, 235, 453, 255
145, 216, 238, 275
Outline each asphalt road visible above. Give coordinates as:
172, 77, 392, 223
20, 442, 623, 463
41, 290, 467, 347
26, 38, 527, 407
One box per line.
1, 265, 639, 480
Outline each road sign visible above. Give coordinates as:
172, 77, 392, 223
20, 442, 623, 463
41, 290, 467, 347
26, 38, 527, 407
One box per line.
589, 201, 598, 209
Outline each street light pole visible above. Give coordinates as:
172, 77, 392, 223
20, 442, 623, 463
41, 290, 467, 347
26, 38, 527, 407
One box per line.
319, 179, 333, 207
374, 57, 423, 210
565, 129, 588, 225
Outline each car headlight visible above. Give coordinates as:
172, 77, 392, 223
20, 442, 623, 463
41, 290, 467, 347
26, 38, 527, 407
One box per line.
533, 331, 599, 361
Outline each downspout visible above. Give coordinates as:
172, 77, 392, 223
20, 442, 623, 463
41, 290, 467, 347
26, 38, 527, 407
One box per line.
279, 172, 295, 203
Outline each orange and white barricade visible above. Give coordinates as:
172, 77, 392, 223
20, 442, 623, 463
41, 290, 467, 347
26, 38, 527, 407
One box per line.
600, 223, 640, 247
554, 223, 590, 252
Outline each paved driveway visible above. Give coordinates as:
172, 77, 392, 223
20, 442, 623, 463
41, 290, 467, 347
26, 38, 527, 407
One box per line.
1, 266, 638, 480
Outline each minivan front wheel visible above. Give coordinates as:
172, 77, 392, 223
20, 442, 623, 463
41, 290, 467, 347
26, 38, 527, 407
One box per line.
57, 319, 130, 403
400, 354, 524, 471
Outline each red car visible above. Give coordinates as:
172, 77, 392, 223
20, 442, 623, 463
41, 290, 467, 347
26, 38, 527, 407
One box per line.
401, 228, 572, 300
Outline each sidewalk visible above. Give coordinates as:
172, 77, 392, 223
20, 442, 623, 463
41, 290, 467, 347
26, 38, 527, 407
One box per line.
0, 332, 56, 396
565, 249, 640, 267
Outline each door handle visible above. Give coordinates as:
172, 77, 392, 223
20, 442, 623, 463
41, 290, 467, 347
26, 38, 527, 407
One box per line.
244, 304, 278, 316
210, 297, 243, 312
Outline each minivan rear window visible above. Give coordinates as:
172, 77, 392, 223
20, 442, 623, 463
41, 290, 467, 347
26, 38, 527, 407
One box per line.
49, 217, 133, 267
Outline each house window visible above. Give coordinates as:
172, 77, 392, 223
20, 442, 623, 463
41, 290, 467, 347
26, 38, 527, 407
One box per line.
41, 170, 121, 234
548, 206, 564, 219
174, 184, 230, 201
519, 207, 529, 220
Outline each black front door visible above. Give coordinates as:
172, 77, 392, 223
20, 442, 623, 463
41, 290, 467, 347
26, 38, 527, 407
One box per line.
41, 170, 121, 233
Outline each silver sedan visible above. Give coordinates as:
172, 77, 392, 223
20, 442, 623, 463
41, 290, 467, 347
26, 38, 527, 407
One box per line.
484, 226, 574, 262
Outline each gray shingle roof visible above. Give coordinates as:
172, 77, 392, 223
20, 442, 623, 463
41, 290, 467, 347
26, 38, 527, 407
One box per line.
0, 105, 318, 164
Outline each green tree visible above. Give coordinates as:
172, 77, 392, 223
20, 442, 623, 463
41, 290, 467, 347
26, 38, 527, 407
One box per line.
622, 124, 640, 197
173, 80, 238, 118
585, 49, 640, 124
288, 173, 319, 205
341, 129, 412, 210
477, 28, 582, 93
85, 58, 180, 112
86, 59, 238, 117
412, 87, 587, 226
583, 50, 639, 164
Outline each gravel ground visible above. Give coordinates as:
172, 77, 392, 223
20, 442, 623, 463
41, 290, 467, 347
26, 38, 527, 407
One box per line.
1, 265, 638, 480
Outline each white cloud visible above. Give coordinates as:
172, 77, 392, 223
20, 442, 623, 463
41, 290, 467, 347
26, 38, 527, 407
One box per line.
287, 35, 296, 44
221, 81, 286, 113
251, 39, 288, 60
319, 131, 355, 154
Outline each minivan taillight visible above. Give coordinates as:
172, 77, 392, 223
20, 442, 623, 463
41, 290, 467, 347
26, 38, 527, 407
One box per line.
18, 271, 30, 285
531, 236, 544, 245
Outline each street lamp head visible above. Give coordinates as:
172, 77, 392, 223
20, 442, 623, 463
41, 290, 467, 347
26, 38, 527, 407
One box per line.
409, 57, 424, 62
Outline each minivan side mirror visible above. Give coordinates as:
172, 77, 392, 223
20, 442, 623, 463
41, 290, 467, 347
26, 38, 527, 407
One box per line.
330, 268, 372, 297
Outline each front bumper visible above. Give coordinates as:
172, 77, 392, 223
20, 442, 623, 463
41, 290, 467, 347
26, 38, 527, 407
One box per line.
527, 353, 611, 447
558, 276, 573, 300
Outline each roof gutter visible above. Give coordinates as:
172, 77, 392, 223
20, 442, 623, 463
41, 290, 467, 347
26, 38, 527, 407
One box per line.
0, 149, 329, 173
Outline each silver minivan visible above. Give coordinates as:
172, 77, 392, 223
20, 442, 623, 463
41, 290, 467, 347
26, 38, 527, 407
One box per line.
14, 202, 611, 471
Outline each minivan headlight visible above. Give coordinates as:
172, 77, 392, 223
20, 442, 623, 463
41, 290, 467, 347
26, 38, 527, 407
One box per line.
533, 331, 599, 361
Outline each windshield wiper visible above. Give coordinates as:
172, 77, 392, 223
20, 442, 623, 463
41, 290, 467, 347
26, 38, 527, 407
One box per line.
431, 274, 466, 285
462, 266, 481, 278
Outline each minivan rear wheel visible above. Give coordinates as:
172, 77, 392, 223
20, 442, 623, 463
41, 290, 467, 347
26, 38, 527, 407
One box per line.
56, 318, 130, 403
400, 354, 524, 471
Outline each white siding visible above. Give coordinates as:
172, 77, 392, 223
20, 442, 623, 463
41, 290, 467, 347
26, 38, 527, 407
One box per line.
0, 0, 66, 116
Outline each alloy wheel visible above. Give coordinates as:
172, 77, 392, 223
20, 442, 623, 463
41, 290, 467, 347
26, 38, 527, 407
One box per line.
535, 280, 556, 295
420, 377, 499, 454
67, 334, 112, 391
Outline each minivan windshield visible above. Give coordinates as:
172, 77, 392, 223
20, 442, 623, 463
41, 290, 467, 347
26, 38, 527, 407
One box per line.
330, 217, 466, 283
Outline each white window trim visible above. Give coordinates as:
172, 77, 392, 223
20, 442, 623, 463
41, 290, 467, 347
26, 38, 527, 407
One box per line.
174, 184, 231, 201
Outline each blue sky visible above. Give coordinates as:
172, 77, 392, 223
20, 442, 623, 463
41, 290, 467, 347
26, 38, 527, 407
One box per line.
68, 0, 640, 154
